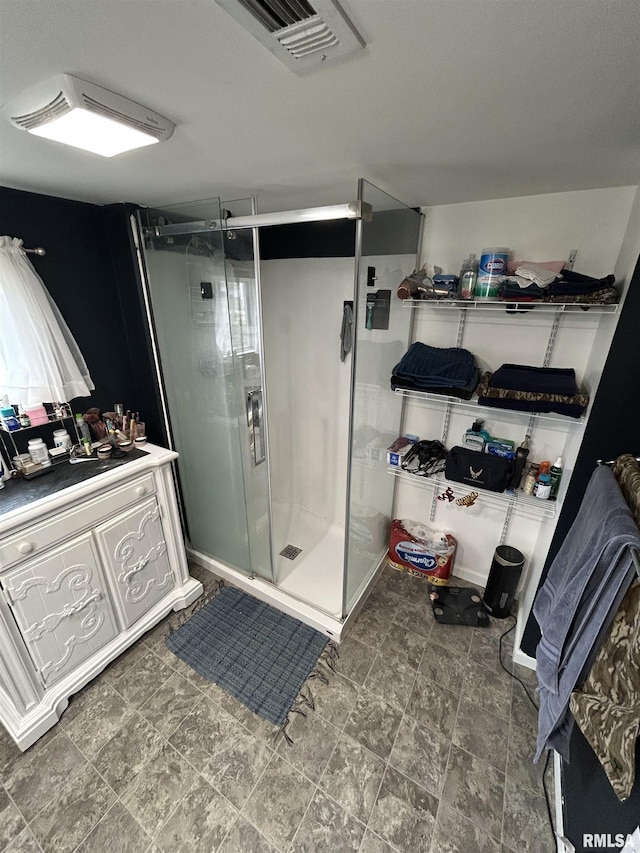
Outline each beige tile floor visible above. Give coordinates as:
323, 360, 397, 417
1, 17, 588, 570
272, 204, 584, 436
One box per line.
0, 564, 554, 853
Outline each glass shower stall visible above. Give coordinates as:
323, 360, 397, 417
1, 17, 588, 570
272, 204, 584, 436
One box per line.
135, 181, 421, 639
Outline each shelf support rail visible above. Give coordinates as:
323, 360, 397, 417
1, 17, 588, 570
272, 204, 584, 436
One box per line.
499, 496, 516, 544
542, 311, 561, 367
455, 309, 467, 349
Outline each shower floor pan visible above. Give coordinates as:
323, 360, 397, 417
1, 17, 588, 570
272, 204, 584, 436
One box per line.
186, 540, 385, 642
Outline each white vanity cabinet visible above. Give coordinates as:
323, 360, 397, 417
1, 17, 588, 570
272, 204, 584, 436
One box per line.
0, 444, 203, 750
95, 497, 175, 629
2, 533, 118, 687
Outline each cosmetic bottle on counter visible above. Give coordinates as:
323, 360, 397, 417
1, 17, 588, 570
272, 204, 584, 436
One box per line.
75, 413, 92, 446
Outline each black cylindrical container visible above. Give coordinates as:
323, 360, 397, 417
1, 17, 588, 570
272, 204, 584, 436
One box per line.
483, 545, 525, 618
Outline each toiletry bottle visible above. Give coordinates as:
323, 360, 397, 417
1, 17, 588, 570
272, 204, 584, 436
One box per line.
75, 413, 92, 446
463, 419, 491, 452
533, 461, 550, 496
536, 473, 552, 500
523, 463, 539, 496
18, 406, 31, 428
549, 456, 563, 500
459, 253, 478, 300
510, 435, 531, 489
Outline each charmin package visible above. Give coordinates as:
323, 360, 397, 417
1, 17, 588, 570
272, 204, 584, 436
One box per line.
388, 519, 457, 584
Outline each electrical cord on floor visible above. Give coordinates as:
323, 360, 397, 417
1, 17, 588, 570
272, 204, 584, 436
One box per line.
498, 615, 557, 852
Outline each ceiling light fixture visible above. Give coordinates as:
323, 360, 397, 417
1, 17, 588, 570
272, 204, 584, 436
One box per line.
4, 74, 175, 157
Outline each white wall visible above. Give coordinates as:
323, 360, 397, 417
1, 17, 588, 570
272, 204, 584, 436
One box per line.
393, 186, 637, 590
516, 184, 640, 660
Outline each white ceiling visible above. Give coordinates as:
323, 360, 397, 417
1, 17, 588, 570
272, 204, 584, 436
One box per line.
1, 0, 639, 212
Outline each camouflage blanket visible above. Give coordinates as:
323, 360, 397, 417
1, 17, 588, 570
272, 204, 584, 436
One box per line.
477, 371, 590, 409
614, 454, 640, 529
570, 580, 640, 800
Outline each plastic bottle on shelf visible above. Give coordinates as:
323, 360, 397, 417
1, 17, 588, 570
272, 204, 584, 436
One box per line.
27, 437, 51, 466
462, 419, 491, 451
75, 413, 92, 445
18, 406, 31, 428
536, 473, 552, 500
458, 253, 478, 300
53, 428, 72, 450
522, 463, 539, 496
533, 461, 550, 496
549, 457, 563, 500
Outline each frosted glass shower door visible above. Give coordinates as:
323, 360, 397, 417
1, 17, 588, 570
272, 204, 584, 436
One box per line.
343, 180, 421, 614
138, 202, 272, 581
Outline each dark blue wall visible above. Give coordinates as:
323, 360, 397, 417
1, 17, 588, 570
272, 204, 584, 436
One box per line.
0, 186, 166, 460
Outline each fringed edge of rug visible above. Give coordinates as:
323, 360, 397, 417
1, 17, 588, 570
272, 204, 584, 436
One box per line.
275, 640, 340, 746
167, 577, 226, 637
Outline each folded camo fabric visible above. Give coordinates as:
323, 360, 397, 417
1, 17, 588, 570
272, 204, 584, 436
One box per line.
569, 580, 640, 801
391, 342, 476, 389
477, 366, 589, 417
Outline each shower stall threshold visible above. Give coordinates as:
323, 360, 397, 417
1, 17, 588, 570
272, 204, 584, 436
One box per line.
186, 547, 387, 642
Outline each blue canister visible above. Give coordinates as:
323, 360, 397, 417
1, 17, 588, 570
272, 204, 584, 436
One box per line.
476, 247, 509, 299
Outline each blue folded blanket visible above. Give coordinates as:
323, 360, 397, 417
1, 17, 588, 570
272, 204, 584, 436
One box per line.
391, 367, 480, 400
392, 342, 476, 389
489, 364, 578, 397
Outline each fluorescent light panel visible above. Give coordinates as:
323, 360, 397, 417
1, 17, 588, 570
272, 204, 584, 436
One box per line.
28, 108, 159, 157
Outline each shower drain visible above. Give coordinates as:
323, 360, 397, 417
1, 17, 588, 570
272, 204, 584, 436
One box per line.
280, 544, 302, 560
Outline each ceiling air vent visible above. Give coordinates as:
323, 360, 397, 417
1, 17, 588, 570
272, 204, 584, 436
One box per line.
216, 0, 365, 72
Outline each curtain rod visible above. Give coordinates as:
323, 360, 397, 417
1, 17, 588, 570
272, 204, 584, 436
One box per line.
23, 246, 46, 256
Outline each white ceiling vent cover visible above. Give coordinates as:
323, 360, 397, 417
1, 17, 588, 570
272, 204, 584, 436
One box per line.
5, 74, 175, 156
216, 0, 365, 71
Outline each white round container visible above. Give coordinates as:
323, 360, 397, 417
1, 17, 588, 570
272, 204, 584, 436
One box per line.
476, 247, 509, 299
52, 428, 72, 450
27, 438, 51, 466
13, 453, 32, 472
53, 428, 72, 448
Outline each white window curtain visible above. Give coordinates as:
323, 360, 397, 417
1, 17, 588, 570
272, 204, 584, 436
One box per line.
0, 236, 95, 405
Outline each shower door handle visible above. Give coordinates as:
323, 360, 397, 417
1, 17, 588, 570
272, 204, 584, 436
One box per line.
247, 388, 265, 466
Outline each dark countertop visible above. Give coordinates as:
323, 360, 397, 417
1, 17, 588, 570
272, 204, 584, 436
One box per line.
0, 448, 149, 517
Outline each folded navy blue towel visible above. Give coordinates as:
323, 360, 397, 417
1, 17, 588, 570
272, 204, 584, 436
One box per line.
391, 367, 480, 400
392, 342, 476, 389
489, 364, 578, 397
549, 269, 616, 296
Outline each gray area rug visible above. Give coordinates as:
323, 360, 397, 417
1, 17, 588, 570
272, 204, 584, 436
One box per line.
166, 586, 332, 727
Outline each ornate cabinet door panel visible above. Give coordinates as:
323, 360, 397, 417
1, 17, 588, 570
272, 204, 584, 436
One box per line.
95, 498, 175, 629
1, 534, 118, 687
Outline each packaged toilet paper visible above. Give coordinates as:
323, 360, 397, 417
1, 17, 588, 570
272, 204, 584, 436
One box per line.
388, 519, 457, 585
